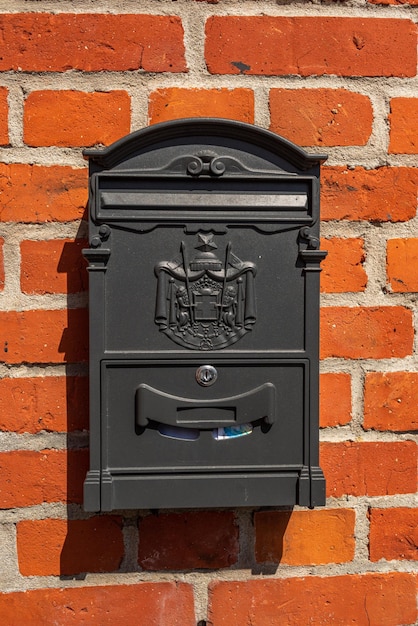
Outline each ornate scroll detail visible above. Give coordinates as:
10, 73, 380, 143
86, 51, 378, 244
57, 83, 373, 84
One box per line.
187, 152, 226, 177
90, 224, 111, 249
83, 224, 111, 269
298, 226, 320, 251
155, 233, 257, 350
298, 226, 327, 267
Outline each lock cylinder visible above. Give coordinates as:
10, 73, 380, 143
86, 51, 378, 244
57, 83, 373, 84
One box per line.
196, 365, 218, 386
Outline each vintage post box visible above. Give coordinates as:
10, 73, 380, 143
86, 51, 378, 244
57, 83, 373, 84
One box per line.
82, 118, 327, 511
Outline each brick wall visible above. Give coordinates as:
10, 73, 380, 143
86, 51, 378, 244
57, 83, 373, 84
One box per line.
0, 1, 416, 625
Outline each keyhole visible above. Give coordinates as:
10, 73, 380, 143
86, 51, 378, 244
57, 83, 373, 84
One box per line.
196, 365, 218, 387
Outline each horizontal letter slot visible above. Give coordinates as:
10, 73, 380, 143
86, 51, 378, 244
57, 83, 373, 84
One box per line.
176, 407, 236, 426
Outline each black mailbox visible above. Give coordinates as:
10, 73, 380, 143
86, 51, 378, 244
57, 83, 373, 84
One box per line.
83, 118, 327, 512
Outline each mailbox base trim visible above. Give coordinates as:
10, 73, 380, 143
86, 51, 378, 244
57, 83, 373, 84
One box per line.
84, 468, 325, 511
84, 470, 101, 512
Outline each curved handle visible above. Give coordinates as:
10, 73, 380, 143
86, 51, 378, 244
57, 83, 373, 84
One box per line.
136, 383, 275, 430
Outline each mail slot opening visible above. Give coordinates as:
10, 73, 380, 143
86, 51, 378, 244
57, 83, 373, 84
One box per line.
151, 417, 265, 441
158, 424, 200, 441
156, 422, 255, 441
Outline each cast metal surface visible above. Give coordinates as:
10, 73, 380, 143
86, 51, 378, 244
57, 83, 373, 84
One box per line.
83, 118, 327, 511
155, 234, 256, 351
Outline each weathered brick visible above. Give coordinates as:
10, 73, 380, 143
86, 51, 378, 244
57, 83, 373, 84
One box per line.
321, 238, 366, 293
0, 14, 186, 73
0, 309, 88, 364
255, 509, 355, 565
20, 239, 88, 295
0, 376, 88, 433
0, 87, 8, 145
17, 517, 124, 576
369, 508, 418, 561
0, 237, 4, 291
364, 372, 418, 432
149, 88, 254, 125
205, 17, 416, 77
320, 373, 352, 427
321, 166, 418, 222
207, 573, 417, 626
0, 449, 88, 508
387, 238, 418, 293
389, 98, 418, 154
320, 306, 413, 359
139, 511, 239, 570
0, 583, 195, 626
0, 163, 87, 223
369, 0, 418, 4
321, 441, 417, 497
24, 90, 131, 147
270, 89, 372, 147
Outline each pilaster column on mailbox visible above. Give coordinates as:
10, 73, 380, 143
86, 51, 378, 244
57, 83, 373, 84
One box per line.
82, 118, 328, 512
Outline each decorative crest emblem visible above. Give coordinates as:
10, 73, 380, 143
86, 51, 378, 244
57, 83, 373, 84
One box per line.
155, 234, 257, 350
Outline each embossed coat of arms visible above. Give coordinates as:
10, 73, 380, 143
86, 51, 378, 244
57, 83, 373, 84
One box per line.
155, 233, 257, 350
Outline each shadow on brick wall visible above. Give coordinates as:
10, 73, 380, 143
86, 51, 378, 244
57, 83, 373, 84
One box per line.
251, 509, 292, 575
57, 225, 112, 579
57, 239, 88, 294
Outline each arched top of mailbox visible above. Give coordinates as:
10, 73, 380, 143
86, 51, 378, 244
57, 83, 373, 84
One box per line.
83, 118, 327, 173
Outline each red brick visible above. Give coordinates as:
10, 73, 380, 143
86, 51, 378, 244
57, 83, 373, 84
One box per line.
387, 238, 418, 292
321, 238, 366, 293
17, 517, 124, 576
389, 98, 418, 154
320, 373, 352, 427
207, 573, 417, 626
0, 163, 87, 223
321, 166, 418, 222
0, 237, 4, 291
139, 511, 238, 570
270, 89, 372, 147
0, 14, 186, 73
369, 508, 418, 561
255, 509, 355, 565
0, 583, 195, 626
20, 239, 88, 295
0, 376, 88, 433
369, 0, 418, 4
0, 87, 8, 145
149, 88, 254, 125
205, 17, 416, 77
364, 372, 418, 432
0, 449, 88, 507
0, 309, 88, 364
24, 90, 131, 147
321, 441, 417, 497
320, 306, 413, 359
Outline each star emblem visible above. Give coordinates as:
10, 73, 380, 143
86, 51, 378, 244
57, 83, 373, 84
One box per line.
195, 233, 218, 252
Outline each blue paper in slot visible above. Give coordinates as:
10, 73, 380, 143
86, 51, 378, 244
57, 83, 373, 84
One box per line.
212, 424, 253, 440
